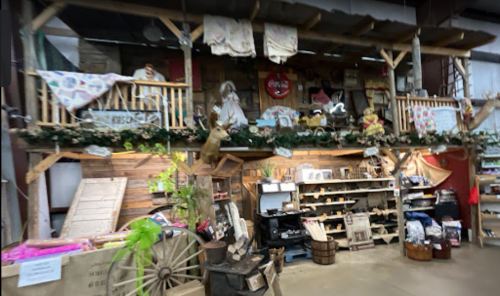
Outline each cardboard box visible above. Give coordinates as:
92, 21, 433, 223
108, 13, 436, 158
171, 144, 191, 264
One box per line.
282, 201, 299, 210
246, 271, 266, 292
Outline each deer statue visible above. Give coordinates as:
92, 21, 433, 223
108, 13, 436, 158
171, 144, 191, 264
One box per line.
465, 92, 500, 131
200, 112, 233, 167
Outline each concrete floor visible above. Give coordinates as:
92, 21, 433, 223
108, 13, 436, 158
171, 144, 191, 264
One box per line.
279, 243, 500, 296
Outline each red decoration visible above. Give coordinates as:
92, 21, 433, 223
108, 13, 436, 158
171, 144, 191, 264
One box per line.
265, 72, 291, 99
381, 63, 388, 77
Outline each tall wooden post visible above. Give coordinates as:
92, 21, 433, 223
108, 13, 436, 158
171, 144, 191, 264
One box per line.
463, 58, 477, 243
181, 41, 194, 128
388, 50, 400, 136
22, 0, 41, 239
394, 149, 406, 256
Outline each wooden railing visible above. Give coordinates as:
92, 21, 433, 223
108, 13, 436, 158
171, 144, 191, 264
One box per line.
396, 96, 467, 133
29, 72, 188, 129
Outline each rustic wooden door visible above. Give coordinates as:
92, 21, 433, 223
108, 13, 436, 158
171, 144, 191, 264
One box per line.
60, 177, 128, 238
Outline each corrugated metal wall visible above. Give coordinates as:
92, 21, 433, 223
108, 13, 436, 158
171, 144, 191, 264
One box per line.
470, 61, 500, 99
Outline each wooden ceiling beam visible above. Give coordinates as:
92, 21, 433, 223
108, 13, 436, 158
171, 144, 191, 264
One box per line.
393, 51, 407, 68
393, 28, 421, 44
40, 26, 79, 37
53, 0, 471, 57
31, 2, 67, 31
432, 32, 464, 47
302, 12, 322, 31
351, 17, 375, 37
249, 0, 260, 21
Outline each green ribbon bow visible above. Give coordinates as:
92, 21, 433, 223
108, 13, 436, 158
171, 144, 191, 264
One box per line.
110, 218, 162, 296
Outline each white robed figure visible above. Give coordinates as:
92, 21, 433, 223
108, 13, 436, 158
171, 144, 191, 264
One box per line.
219, 81, 248, 129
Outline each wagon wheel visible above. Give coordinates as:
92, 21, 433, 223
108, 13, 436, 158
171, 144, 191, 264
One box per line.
118, 215, 153, 232
107, 226, 208, 296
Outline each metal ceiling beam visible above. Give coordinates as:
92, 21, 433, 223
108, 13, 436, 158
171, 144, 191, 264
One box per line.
52, 0, 472, 57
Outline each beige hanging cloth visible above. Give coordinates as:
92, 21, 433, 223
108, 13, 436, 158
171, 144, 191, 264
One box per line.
381, 152, 452, 186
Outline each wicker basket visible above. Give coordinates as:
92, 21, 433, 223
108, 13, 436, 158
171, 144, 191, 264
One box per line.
405, 242, 433, 261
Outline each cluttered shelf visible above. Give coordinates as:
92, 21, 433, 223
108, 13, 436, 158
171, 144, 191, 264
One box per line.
297, 177, 394, 185
388, 195, 436, 201
481, 195, 500, 203
482, 213, 500, 220
483, 155, 500, 158
404, 206, 435, 212
301, 200, 356, 207
301, 210, 397, 221
302, 188, 394, 197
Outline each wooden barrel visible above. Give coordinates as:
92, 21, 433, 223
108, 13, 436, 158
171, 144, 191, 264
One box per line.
311, 236, 336, 265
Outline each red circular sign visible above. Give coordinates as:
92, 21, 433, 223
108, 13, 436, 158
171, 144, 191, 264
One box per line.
265, 72, 291, 99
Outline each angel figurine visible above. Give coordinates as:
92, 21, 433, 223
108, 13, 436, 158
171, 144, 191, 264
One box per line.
219, 81, 248, 129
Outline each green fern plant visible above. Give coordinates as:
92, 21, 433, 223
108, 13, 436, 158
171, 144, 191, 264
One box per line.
257, 161, 276, 178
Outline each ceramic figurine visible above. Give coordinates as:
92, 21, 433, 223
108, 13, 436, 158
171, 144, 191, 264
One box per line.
219, 80, 248, 129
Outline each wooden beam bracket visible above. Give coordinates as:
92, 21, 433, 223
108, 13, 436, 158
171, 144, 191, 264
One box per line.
190, 24, 204, 42
31, 2, 67, 32
379, 49, 395, 70
26, 153, 62, 184
393, 51, 407, 69
249, 1, 260, 21
302, 13, 321, 30
159, 15, 181, 39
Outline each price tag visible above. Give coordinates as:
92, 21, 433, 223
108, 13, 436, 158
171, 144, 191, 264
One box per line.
337, 211, 342, 216
18, 257, 62, 287
274, 147, 293, 159
364, 147, 379, 157
394, 188, 400, 197
339, 197, 344, 202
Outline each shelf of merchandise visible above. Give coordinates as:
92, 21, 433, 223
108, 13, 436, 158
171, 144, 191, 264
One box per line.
404, 206, 435, 212
298, 177, 398, 244
482, 165, 500, 169
476, 173, 500, 248
297, 178, 395, 185
483, 155, 500, 158
302, 188, 394, 197
388, 195, 436, 201
301, 200, 356, 207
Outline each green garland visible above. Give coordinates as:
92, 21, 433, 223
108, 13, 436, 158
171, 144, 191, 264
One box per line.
14, 126, 499, 150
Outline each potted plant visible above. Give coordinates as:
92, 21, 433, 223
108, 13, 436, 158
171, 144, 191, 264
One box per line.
257, 161, 276, 183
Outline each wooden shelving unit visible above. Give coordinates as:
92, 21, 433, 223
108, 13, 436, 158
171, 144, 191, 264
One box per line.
299, 177, 399, 242
476, 174, 500, 248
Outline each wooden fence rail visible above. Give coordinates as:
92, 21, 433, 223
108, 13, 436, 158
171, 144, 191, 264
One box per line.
29, 72, 188, 129
396, 96, 467, 133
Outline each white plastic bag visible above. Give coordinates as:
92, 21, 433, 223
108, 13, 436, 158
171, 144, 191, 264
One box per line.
425, 219, 443, 239
442, 220, 462, 247
407, 220, 425, 241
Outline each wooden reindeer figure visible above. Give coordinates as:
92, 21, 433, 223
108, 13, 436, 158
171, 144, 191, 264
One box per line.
465, 92, 500, 131
200, 112, 233, 167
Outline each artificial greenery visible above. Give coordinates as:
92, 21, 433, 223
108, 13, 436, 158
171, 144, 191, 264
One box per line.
257, 161, 276, 178
170, 185, 206, 275
14, 126, 499, 150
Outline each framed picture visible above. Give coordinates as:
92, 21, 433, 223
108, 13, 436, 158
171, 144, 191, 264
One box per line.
344, 69, 359, 87
277, 115, 293, 127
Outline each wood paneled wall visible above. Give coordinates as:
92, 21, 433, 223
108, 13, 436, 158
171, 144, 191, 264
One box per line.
80, 154, 187, 229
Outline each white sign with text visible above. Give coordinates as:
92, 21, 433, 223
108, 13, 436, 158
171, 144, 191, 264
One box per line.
18, 257, 62, 287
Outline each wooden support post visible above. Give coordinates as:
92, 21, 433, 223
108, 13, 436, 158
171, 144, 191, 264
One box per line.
31, 2, 67, 31
27, 153, 42, 239
469, 147, 478, 244
187, 152, 195, 185
394, 150, 406, 256
412, 35, 422, 90
249, 1, 260, 21
22, 0, 39, 127
463, 57, 470, 97
302, 13, 321, 30
182, 43, 194, 128
393, 28, 420, 44
388, 50, 400, 135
